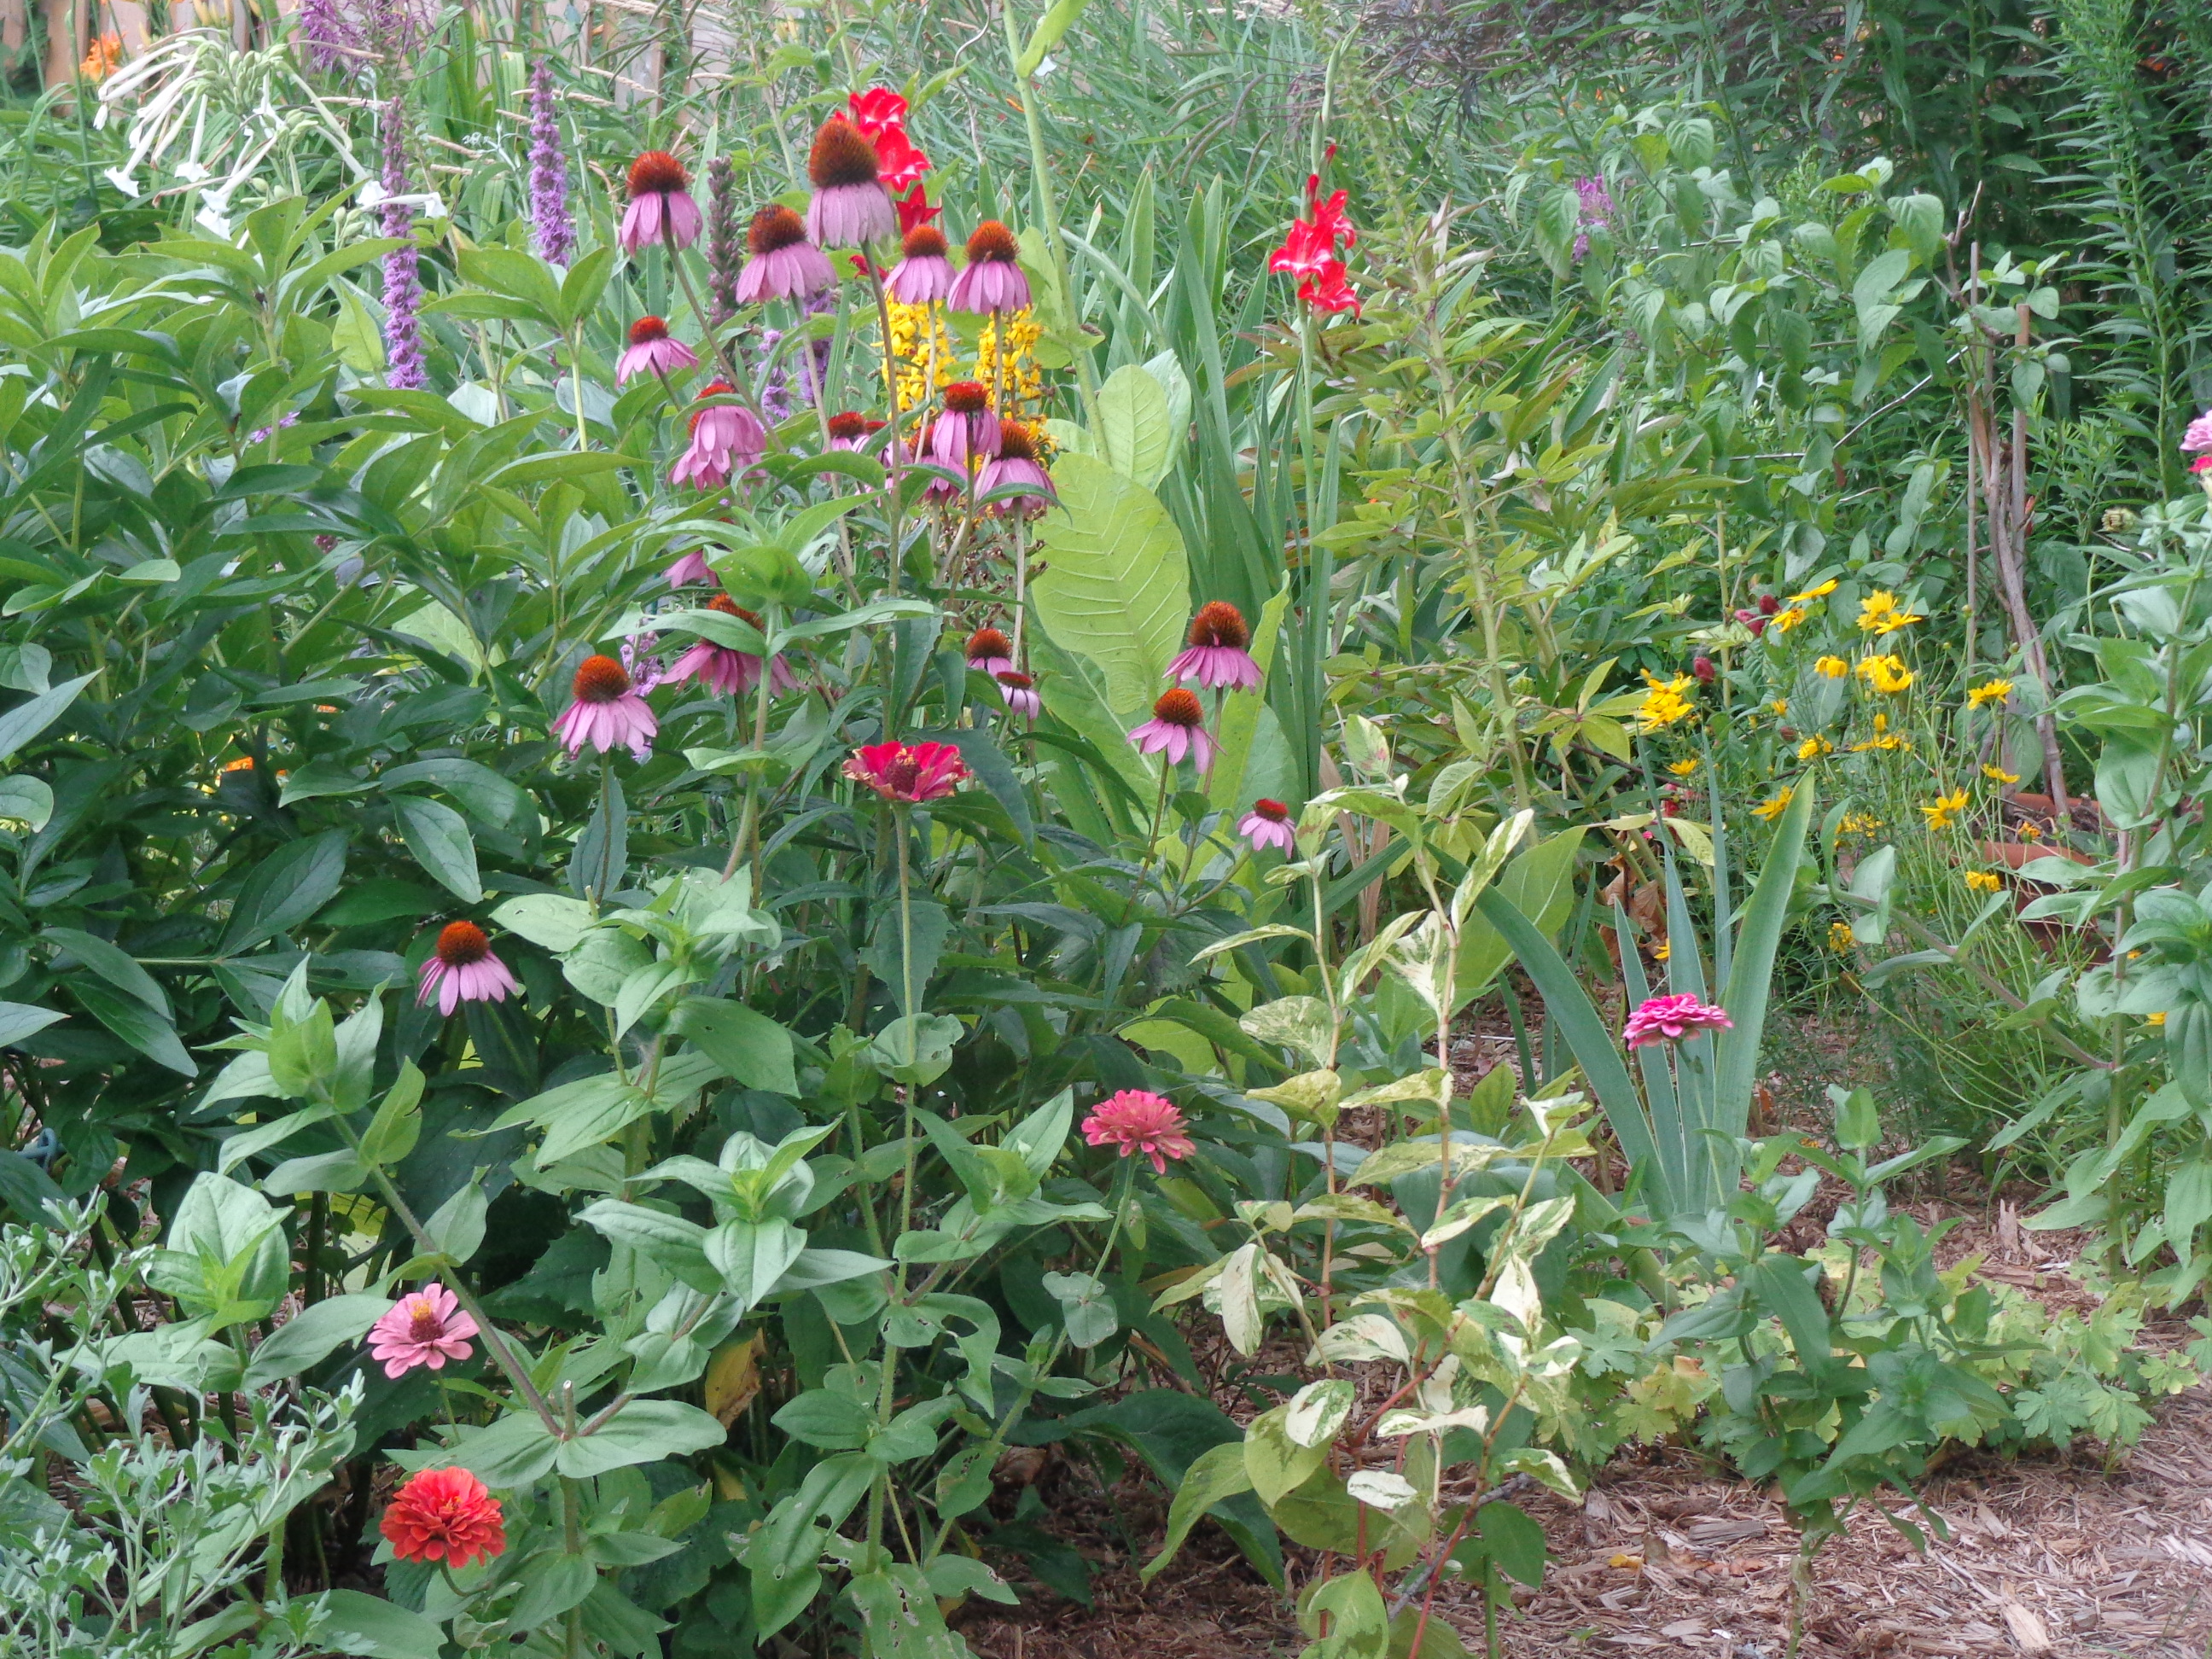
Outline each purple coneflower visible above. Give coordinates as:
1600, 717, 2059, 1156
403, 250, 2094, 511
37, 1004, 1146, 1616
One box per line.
527, 61, 573, 266
668, 595, 792, 696
667, 549, 716, 587
416, 922, 519, 1016
965, 627, 1013, 678
735, 205, 834, 304
931, 381, 1000, 469
886, 224, 955, 304
948, 221, 1030, 315
617, 316, 697, 384
379, 98, 426, 392
1239, 799, 1295, 853
553, 655, 657, 760
1129, 688, 1214, 771
1167, 602, 1262, 692
996, 670, 1039, 718
978, 419, 1051, 513
671, 381, 765, 491
620, 152, 701, 256
804, 115, 895, 247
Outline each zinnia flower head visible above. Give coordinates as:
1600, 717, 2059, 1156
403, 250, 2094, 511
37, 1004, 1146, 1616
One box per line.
416, 921, 520, 1016
1239, 798, 1295, 853
381, 1467, 506, 1569
806, 115, 896, 247
1129, 687, 1214, 771
366, 1282, 479, 1377
948, 221, 1031, 315
1081, 1088, 1195, 1174
2182, 410, 2212, 454
887, 224, 955, 304
620, 150, 702, 255
616, 315, 698, 384
845, 740, 968, 803
1621, 993, 1734, 1050
735, 204, 835, 304
1167, 601, 1262, 691
966, 626, 1013, 677
552, 655, 657, 761
995, 670, 1039, 717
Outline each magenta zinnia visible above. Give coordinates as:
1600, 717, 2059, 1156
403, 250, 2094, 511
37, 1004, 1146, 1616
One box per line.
366, 1281, 479, 1377
1082, 1090, 1195, 1174
416, 921, 519, 1016
845, 740, 968, 803
1621, 993, 1734, 1049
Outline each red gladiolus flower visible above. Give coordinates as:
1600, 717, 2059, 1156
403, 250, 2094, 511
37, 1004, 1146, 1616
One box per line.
847, 88, 933, 195
845, 740, 968, 803
1298, 259, 1360, 315
1270, 172, 1359, 315
895, 187, 941, 236
381, 1467, 506, 1569
1082, 1089, 1195, 1174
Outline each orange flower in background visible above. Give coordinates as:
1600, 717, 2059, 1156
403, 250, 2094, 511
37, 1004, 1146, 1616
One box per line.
79, 32, 122, 80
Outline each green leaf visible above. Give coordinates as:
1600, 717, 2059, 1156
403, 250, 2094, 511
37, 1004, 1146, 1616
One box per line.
1042, 1269, 1118, 1348
41, 927, 170, 1018
1093, 361, 1175, 487
492, 892, 595, 952
707, 1217, 807, 1311
771, 1388, 874, 1450
1715, 783, 1813, 1148
306, 1590, 447, 1659
359, 1062, 426, 1167
0, 673, 92, 765
218, 831, 348, 956
1141, 1438, 1256, 1580
668, 997, 797, 1093
73, 981, 195, 1075
0, 775, 52, 830
391, 795, 481, 904
557, 1399, 727, 1478
422, 1181, 489, 1265
1030, 453, 1191, 721
242, 1293, 389, 1388
1205, 581, 1290, 816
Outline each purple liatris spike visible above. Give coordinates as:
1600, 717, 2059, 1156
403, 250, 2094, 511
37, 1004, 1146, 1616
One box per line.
1572, 175, 1612, 260
296, 0, 358, 73
380, 98, 426, 392
755, 329, 791, 425
528, 61, 573, 267
707, 155, 739, 325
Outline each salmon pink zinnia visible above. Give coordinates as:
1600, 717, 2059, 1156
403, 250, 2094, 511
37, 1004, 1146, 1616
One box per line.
380, 1466, 507, 1569
1083, 1089, 1195, 1174
366, 1282, 479, 1377
1621, 993, 1734, 1049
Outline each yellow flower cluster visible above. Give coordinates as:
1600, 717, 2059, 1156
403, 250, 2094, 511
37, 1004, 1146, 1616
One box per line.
1752, 786, 1795, 823
885, 300, 957, 414
1635, 672, 1697, 732
1815, 655, 1848, 679
1966, 678, 2013, 710
1797, 735, 1833, 760
1857, 591, 1924, 635
1839, 811, 1884, 834
1965, 870, 2004, 894
1829, 920, 1856, 952
1849, 713, 1911, 754
1857, 655, 1914, 695
975, 309, 1045, 411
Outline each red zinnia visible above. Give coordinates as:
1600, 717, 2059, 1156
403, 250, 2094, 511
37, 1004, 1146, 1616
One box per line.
844, 740, 968, 803
380, 1467, 506, 1569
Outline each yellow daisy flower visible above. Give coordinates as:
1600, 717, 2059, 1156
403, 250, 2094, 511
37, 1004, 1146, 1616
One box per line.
1771, 606, 1807, 633
1982, 764, 2019, 784
1790, 579, 1839, 602
1856, 655, 1914, 695
1921, 787, 1969, 830
1752, 786, 1795, 823
1965, 870, 2003, 894
1828, 920, 1855, 952
1815, 655, 1848, 679
1634, 672, 1697, 733
1966, 678, 2013, 710
1857, 591, 1925, 635
1668, 757, 1702, 777
1797, 735, 1833, 760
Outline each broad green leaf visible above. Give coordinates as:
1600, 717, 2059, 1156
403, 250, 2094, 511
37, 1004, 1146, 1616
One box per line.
1030, 453, 1190, 721
0, 672, 92, 765
0, 775, 51, 830
391, 795, 481, 904
1094, 361, 1175, 487
556, 1399, 727, 1478
306, 1590, 446, 1659
1138, 1439, 1254, 1582
242, 1294, 390, 1388
218, 831, 348, 956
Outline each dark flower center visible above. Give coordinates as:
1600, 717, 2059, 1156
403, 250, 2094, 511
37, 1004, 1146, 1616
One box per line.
628, 315, 669, 346
808, 116, 880, 189
1153, 689, 1203, 726
748, 205, 807, 255
1254, 799, 1289, 823
967, 627, 1010, 659
900, 225, 948, 259
435, 921, 489, 966
966, 221, 1019, 264
573, 655, 632, 703
997, 671, 1033, 689
826, 411, 879, 440
997, 420, 1038, 461
627, 150, 688, 197
408, 1301, 444, 1342
944, 381, 990, 415
1188, 601, 1249, 650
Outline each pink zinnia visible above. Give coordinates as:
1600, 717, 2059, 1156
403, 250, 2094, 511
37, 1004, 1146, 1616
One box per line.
1621, 993, 1734, 1049
1082, 1089, 1195, 1174
735, 205, 835, 304
996, 670, 1039, 717
668, 596, 791, 696
844, 740, 968, 803
1239, 798, 1294, 853
620, 151, 701, 256
965, 626, 1013, 678
366, 1282, 479, 1378
804, 115, 896, 247
2183, 410, 2212, 454
948, 221, 1030, 315
932, 381, 1000, 469
381, 1467, 505, 1569
616, 315, 697, 384
416, 921, 520, 1016
553, 654, 657, 760
672, 381, 765, 491
1130, 688, 1214, 771
886, 224, 955, 304
1167, 602, 1262, 691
